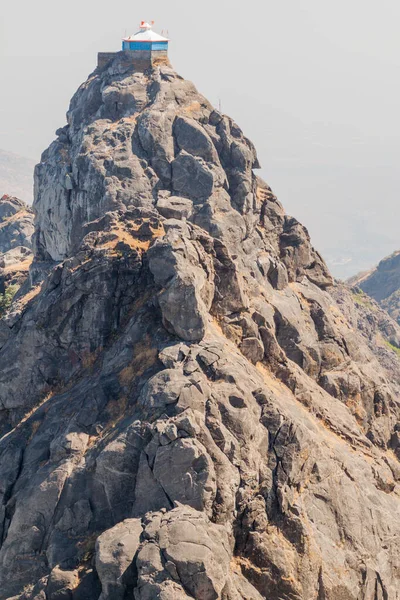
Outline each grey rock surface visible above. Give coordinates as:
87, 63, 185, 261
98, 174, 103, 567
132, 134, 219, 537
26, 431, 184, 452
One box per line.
156, 195, 193, 220
1, 56, 400, 600
96, 518, 142, 599
135, 505, 232, 600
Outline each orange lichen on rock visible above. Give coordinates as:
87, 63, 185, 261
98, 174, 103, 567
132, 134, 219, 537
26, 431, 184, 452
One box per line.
2, 256, 33, 274
98, 219, 165, 254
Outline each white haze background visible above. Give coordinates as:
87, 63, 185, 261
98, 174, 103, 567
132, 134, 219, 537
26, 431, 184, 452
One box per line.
1, 0, 400, 279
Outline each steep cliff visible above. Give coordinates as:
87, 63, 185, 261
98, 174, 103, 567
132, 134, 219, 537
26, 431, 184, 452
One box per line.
1, 57, 400, 600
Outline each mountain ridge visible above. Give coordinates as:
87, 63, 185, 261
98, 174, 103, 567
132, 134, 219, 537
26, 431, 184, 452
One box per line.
349, 250, 400, 325
0, 57, 399, 599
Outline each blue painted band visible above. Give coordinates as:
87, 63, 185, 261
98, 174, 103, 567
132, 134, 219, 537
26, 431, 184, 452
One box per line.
122, 41, 169, 51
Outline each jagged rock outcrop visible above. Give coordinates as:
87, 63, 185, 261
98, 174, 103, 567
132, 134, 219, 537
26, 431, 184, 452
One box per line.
1, 57, 400, 600
350, 250, 400, 326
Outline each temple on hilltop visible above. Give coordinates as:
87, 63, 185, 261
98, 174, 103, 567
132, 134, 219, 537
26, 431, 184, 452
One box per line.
98, 21, 170, 70
122, 21, 169, 52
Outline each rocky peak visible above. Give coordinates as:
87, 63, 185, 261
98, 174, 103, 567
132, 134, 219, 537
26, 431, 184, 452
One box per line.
33, 58, 330, 291
0, 57, 400, 599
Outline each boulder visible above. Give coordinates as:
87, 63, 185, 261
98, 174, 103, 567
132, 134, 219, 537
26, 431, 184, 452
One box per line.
95, 519, 142, 600
172, 151, 215, 200
135, 506, 231, 600
174, 116, 217, 162
156, 196, 193, 220
46, 568, 79, 600
240, 337, 264, 364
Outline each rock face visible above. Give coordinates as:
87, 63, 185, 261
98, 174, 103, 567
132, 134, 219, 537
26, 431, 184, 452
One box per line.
350, 250, 400, 326
0, 56, 400, 600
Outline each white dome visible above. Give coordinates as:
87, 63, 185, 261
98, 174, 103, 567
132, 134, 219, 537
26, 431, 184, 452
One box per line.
123, 22, 169, 43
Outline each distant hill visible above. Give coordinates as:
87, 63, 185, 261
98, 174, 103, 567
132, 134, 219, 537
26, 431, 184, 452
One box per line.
349, 250, 400, 324
0, 149, 35, 204
0, 195, 34, 294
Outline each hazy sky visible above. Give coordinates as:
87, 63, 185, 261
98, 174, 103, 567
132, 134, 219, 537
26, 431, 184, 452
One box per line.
1, 0, 400, 278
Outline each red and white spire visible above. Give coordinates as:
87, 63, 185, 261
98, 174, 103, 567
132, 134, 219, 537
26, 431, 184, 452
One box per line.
123, 21, 169, 42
